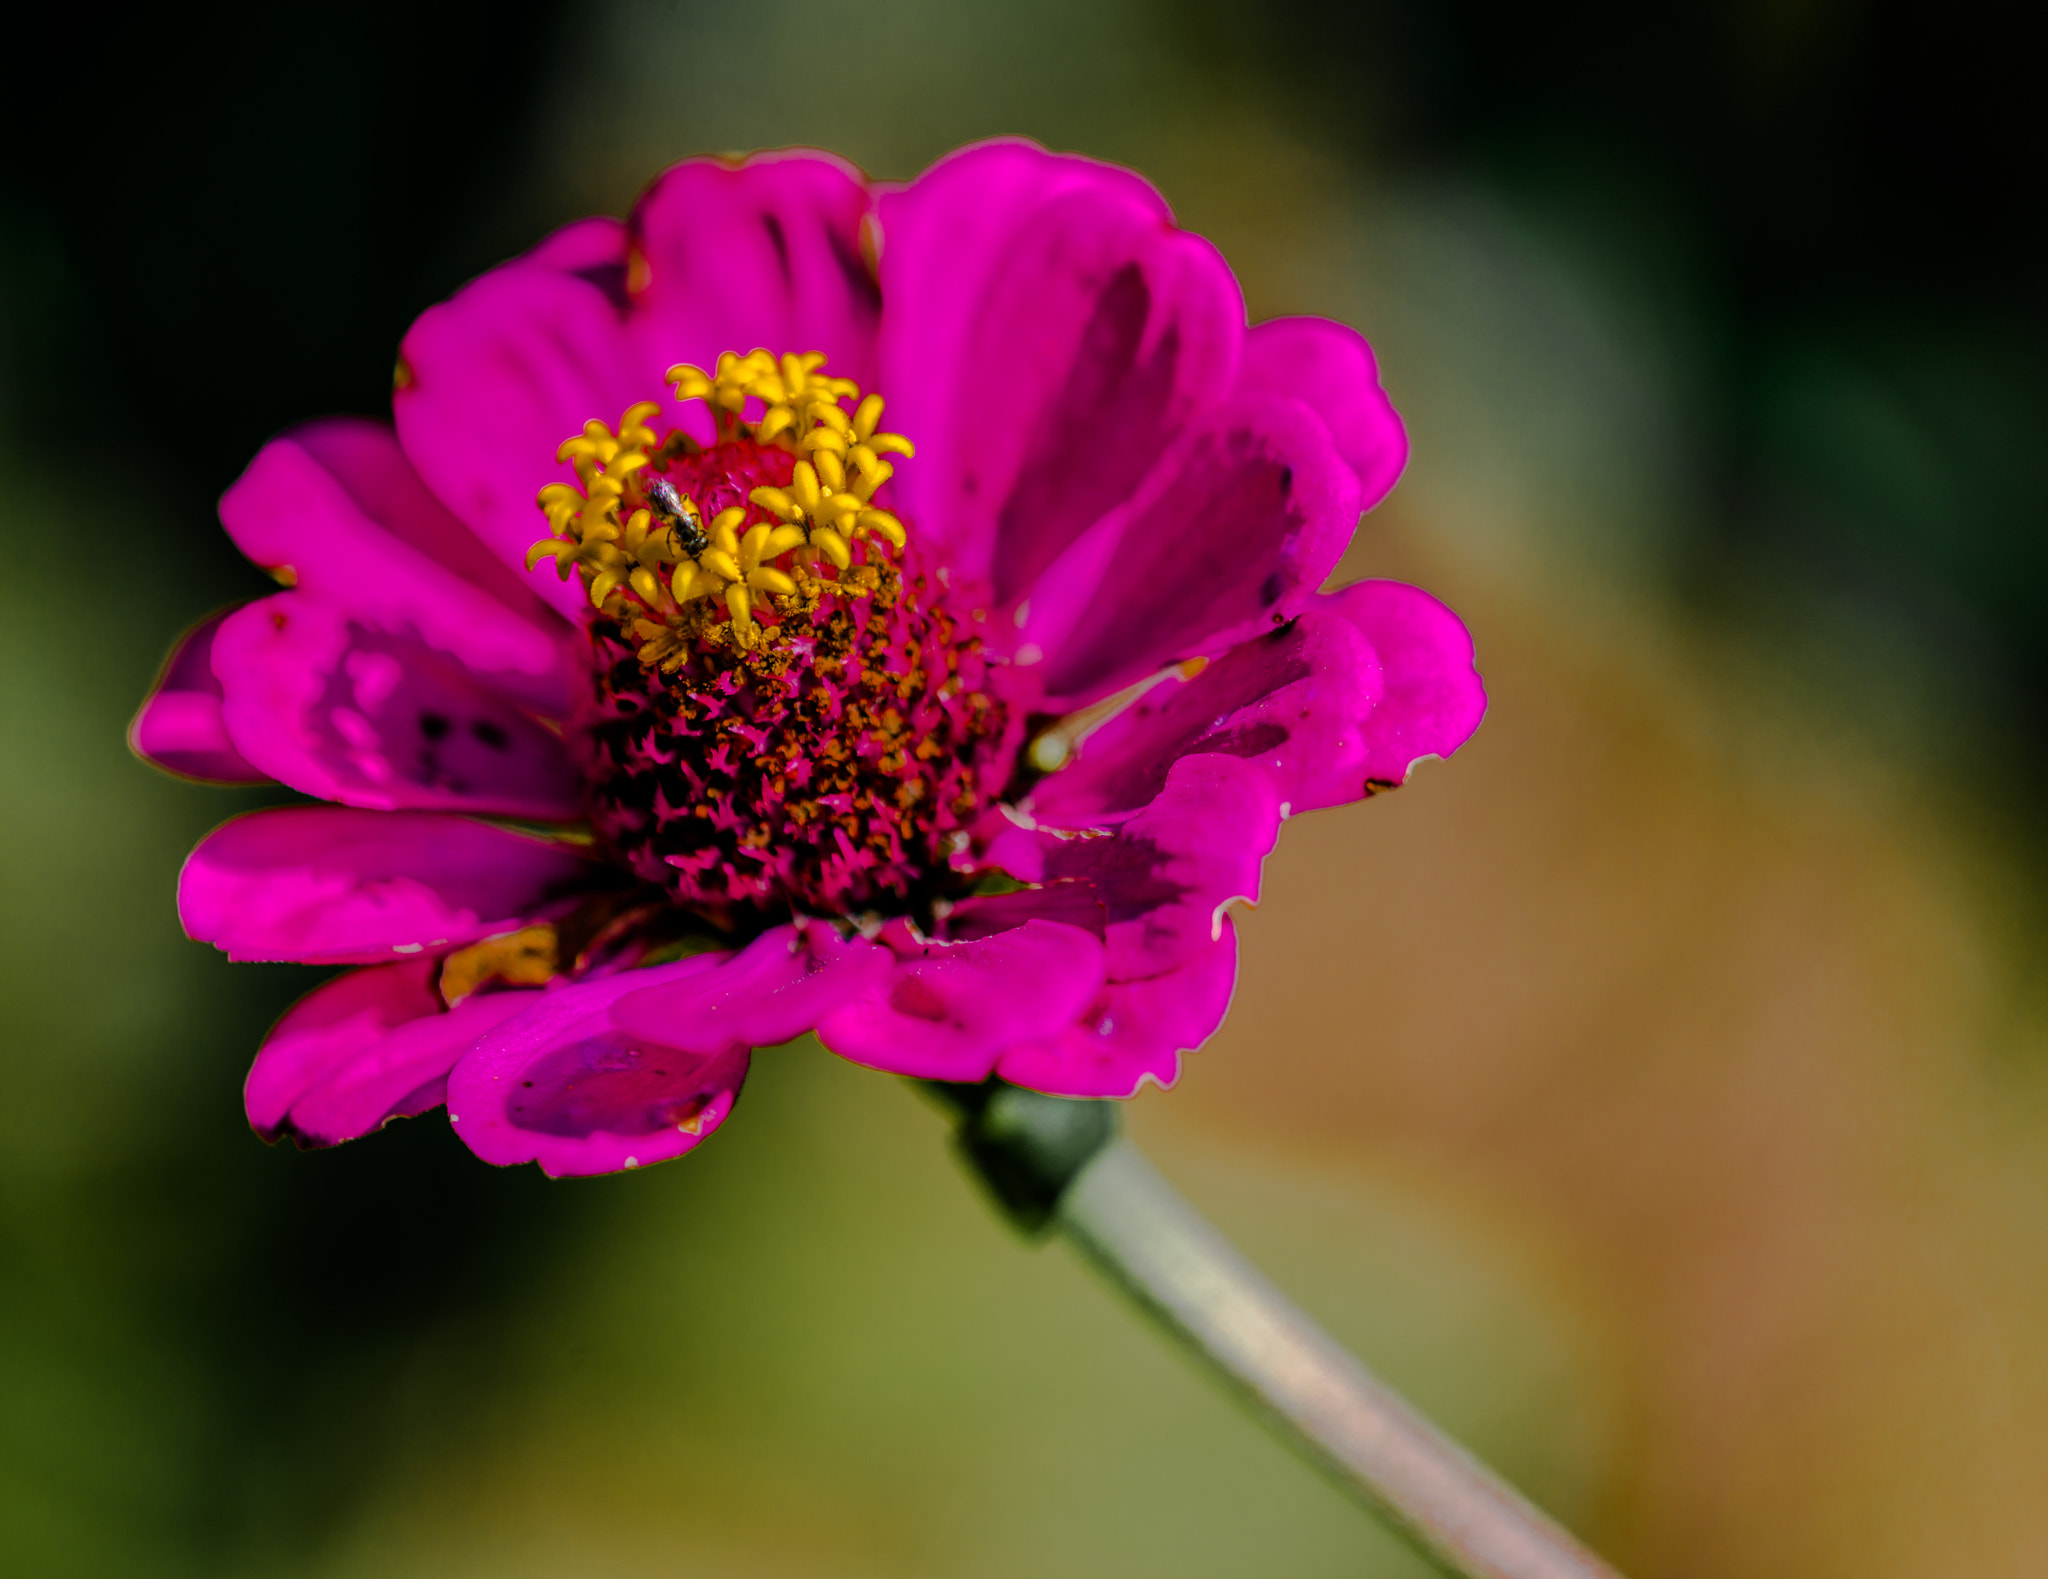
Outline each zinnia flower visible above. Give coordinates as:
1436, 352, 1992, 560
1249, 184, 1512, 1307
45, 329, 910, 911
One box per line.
133, 139, 1485, 1177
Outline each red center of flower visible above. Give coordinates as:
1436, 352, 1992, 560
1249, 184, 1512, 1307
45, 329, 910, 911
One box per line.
527, 352, 1017, 926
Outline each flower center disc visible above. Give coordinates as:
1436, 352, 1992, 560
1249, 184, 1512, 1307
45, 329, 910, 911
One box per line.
527, 351, 1016, 923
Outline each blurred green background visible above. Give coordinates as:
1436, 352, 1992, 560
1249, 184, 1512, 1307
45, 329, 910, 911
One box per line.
5, 2, 2047, 1574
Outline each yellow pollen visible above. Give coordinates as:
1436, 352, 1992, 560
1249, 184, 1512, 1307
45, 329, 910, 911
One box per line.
438, 925, 559, 1006
525, 351, 914, 666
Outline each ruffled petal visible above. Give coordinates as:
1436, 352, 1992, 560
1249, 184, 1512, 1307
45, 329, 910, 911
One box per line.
627, 152, 882, 396
986, 753, 1279, 980
446, 957, 750, 1177
876, 140, 1243, 597
1238, 317, 1408, 510
221, 426, 574, 715
608, 921, 891, 1051
1027, 611, 1385, 825
211, 595, 581, 819
815, 919, 1106, 1082
246, 960, 538, 1145
179, 807, 591, 964
128, 609, 269, 784
1323, 580, 1488, 783
393, 223, 656, 618
995, 921, 1239, 1099
1025, 393, 1362, 705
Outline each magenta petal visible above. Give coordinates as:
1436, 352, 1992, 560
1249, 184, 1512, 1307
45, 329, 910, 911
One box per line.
247, 961, 439, 1135
129, 609, 270, 784
1238, 317, 1408, 510
987, 753, 1279, 980
996, 920, 1239, 1099
210, 595, 581, 819
446, 957, 749, 1177
815, 920, 1106, 1082
179, 807, 591, 964
876, 141, 1168, 563
628, 152, 882, 394
246, 960, 538, 1145
523, 214, 634, 274
876, 141, 1242, 596
222, 426, 570, 713
609, 922, 890, 1052
1323, 580, 1488, 783
285, 990, 538, 1143
394, 240, 658, 619
1029, 394, 1362, 704
287, 418, 566, 631
1029, 613, 1385, 824
943, 883, 1107, 942
247, 962, 440, 1138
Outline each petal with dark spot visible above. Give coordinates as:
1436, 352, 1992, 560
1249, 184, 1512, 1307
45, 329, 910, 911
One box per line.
1028, 612, 1384, 824
942, 883, 1108, 942
986, 753, 1279, 980
628, 152, 882, 395
877, 142, 1241, 595
1025, 394, 1361, 705
211, 594, 581, 819
447, 956, 752, 1177
222, 423, 574, 714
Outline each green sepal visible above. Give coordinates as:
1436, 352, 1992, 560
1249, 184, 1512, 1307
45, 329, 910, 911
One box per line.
922, 1077, 1118, 1236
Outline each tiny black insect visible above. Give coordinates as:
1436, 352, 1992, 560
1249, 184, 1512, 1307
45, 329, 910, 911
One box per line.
643, 475, 709, 556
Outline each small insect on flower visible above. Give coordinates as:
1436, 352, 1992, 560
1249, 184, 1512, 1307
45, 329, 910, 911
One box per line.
644, 475, 709, 557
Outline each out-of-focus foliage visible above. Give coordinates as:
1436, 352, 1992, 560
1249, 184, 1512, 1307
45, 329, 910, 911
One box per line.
1207, 0, 2048, 672
5, 3, 2047, 1576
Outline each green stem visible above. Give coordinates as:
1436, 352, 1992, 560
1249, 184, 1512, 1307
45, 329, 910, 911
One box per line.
925, 1080, 1623, 1579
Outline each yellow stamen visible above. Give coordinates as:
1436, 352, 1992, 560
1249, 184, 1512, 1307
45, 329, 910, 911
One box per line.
527, 352, 913, 665
862, 511, 907, 549
812, 526, 852, 570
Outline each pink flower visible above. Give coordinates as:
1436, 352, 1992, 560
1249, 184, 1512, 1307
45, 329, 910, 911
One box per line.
134, 139, 1486, 1177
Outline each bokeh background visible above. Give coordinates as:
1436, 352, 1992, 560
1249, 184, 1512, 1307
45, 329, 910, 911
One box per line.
5, 2, 2046, 1574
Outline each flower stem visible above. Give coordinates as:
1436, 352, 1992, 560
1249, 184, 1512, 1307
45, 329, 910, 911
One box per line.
925, 1081, 1623, 1579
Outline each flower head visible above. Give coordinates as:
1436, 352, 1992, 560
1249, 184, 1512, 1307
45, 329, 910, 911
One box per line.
134, 140, 1485, 1176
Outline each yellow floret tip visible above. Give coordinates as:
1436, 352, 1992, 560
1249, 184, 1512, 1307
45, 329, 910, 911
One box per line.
529, 353, 912, 662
